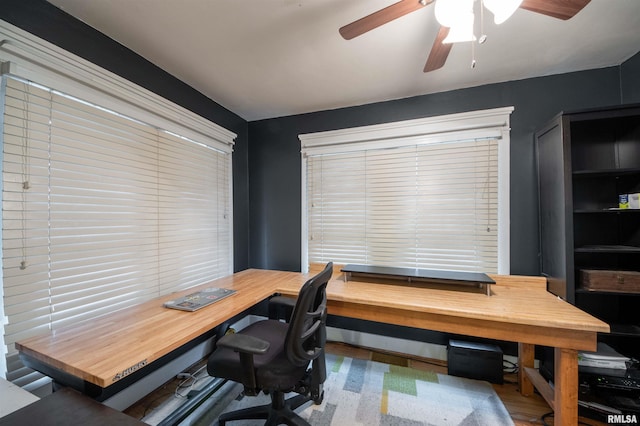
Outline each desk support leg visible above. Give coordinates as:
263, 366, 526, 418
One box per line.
518, 343, 535, 396
554, 347, 578, 426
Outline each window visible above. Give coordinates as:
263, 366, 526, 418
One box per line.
300, 107, 512, 274
0, 21, 235, 390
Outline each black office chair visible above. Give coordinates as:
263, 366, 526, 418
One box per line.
207, 262, 333, 426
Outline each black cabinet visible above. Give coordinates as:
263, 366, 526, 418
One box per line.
536, 105, 640, 358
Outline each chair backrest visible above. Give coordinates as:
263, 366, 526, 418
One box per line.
284, 262, 333, 366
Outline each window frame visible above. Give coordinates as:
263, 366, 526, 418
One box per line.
299, 107, 513, 274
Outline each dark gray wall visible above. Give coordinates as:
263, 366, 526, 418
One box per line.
248, 68, 629, 274
0, 0, 251, 271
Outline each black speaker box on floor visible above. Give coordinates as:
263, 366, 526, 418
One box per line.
447, 339, 503, 384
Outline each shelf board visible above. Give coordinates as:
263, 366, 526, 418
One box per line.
576, 287, 640, 296
573, 167, 640, 177
574, 245, 640, 253
607, 323, 640, 337
574, 208, 640, 213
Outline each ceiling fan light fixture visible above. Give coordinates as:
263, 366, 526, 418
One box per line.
435, 0, 473, 28
442, 15, 476, 43
435, 0, 475, 44
484, 0, 523, 24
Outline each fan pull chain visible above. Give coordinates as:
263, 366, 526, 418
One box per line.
471, 41, 476, 68
472, 0, 486, 69
479, 0, 487, 44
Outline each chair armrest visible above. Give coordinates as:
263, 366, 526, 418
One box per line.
217, 333, 270, 355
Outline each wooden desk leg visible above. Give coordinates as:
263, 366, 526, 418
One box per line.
518, 343, 535, 396
554, 348, 579, 426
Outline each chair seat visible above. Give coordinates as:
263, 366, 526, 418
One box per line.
208, 320, 308, 391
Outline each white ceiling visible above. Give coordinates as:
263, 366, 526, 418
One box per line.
46, 0, 640, 121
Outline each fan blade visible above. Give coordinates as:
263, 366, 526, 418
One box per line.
424, 26, 452, 72
339, 0, 432, 40
520, 0, 591, 20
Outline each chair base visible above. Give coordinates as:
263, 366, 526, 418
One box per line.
218, 391, 313, 426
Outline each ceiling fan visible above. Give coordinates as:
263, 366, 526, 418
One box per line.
339, 0, 591, 72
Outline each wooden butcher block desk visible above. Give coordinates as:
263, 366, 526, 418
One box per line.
16, 267, 608, 425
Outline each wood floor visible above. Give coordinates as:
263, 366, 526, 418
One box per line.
125, 341, 605, 425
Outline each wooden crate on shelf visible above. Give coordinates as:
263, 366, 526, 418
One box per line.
580, 269, 640, 293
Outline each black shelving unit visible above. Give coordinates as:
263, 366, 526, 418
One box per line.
536, 104, 640, 359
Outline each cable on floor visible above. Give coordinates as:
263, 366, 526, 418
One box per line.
175, 364, 208, 398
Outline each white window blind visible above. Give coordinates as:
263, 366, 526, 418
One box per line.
301, 108, 512, 274
157, 131, 231, 295
307, 139, 498, 272
1, 76, 232, 390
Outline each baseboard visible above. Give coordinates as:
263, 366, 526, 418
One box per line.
325, 327, 524, 370
326, 326, 448, 361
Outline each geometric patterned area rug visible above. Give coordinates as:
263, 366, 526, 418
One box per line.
216, 353, 515, 426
